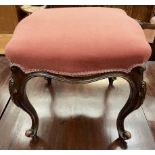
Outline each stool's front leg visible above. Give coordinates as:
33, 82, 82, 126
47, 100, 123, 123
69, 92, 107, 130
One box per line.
117, 66, 146, 140
9, 66, 39, 138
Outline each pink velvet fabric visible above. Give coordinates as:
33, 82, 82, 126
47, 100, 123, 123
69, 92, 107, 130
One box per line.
5, 7, 151, 75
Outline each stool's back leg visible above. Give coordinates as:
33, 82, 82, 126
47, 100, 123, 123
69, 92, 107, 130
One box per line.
117, 66, 146, 140
9, 66, 39, 139
108, 77, 117, 85
44, 77, 52, 85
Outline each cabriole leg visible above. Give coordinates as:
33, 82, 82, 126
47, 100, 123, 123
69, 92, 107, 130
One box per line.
108, 77, 116, 85
9, 66, 39, 138
44, 77, 52, 85
116, 66, 146, 140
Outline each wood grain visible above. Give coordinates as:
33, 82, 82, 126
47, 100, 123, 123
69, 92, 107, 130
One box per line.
0, 6, 19, 34
0, 57, 155, 149
0, 57, 10, 115
142, 61, 155, 141
0, 34, 12, 55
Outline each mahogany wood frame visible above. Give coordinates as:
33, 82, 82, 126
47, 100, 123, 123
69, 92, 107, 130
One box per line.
8, 21, 155, 141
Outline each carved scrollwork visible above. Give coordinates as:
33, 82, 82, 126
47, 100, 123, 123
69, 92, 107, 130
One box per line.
139, 81, 146, 97
134, 80, 146, 110
9, 65, 146, 140
9, 66, 39, 138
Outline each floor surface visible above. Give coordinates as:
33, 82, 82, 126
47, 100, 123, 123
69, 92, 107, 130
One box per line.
0, 57, 155, 149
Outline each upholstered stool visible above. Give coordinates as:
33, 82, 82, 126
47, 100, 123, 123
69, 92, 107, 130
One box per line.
5, 7, 153, 140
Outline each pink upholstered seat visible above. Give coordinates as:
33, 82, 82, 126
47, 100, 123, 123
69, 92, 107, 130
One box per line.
5, 7, 151, 76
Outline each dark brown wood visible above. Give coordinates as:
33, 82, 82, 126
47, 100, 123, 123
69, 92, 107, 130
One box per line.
9, 66, 39, 138
108, 77, 116, 85
9, 65, 146, 141
0, 57, 155, 149
150, 40, 155, 61
117, 67, 146, 140
137, 20, 155, 29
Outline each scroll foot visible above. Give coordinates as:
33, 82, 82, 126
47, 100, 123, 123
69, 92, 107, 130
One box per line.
117, 66, 146, 140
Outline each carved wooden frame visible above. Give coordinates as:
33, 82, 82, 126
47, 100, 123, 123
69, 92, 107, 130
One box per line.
8, 20, 155, 140
9, 65, 146, 140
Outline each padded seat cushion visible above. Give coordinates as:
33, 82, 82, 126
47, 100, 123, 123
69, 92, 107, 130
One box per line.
5, 7, 151, 76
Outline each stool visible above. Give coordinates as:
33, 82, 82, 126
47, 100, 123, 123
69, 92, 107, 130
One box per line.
5, 7, 153, 140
